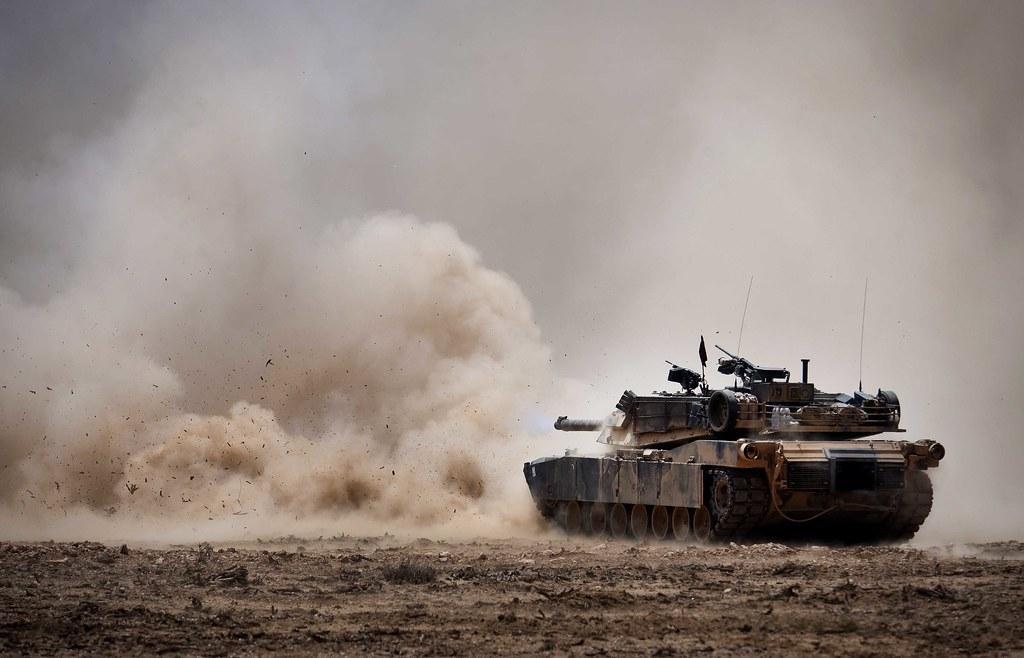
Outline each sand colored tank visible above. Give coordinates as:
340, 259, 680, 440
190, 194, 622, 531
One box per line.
525, 345, 944, 543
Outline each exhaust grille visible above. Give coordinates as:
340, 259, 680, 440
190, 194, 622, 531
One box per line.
787, 460, 905, 492
787, 462, 830, 490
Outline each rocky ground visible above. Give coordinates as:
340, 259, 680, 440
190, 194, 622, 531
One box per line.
1, 536, 1022, 656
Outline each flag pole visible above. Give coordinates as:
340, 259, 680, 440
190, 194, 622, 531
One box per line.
698, 335, 708, 391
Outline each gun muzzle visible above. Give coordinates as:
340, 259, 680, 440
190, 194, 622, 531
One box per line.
554, 416, 603, 432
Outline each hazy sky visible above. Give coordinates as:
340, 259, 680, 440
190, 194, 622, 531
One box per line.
1, 1, 1022, 540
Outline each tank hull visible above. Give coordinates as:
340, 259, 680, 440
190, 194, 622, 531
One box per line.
524, 438, 938, 543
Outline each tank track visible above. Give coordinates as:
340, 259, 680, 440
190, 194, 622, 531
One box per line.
706, 468, 770, 539
538, 468, 770, 543
536, 469, 929, 544
788, 469, 934, 544
879, 469, 933, 541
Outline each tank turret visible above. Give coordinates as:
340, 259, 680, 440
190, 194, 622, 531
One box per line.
560, 345, 905, 450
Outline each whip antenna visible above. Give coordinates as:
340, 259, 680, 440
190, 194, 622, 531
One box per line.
858, 278, 868, 392
736, 275, 754, 354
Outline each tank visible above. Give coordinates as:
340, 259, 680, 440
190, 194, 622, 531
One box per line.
524, 344, 944, 543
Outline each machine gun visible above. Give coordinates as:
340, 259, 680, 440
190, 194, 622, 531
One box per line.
715, 345, 790, 386
665, 360, 702, 392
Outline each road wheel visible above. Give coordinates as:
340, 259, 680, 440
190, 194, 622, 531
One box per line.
629, 505, 648, 540
608, 503, 628, 538
564, 500, 582, 534
580, 503, 593, 534
650, 506, 670, 540
589, 503, 608, 536
671, 507, 691, 541
693, 506, 712, 543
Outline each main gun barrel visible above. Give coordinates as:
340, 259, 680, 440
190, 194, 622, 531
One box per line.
554, 416, 603, 432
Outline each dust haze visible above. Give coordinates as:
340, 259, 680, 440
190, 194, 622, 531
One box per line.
1, 2, 1022, 542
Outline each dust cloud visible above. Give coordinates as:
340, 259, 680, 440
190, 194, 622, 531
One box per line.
0, 210, 573, 540
2, 2, 1023, 542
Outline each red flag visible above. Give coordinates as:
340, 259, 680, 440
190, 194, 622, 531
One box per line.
698, 335, 707, 368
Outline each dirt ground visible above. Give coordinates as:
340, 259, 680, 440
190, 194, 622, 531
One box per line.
1, 536, 1022, 656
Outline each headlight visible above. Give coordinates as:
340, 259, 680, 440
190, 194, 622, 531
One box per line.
742, 443, 759, 460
